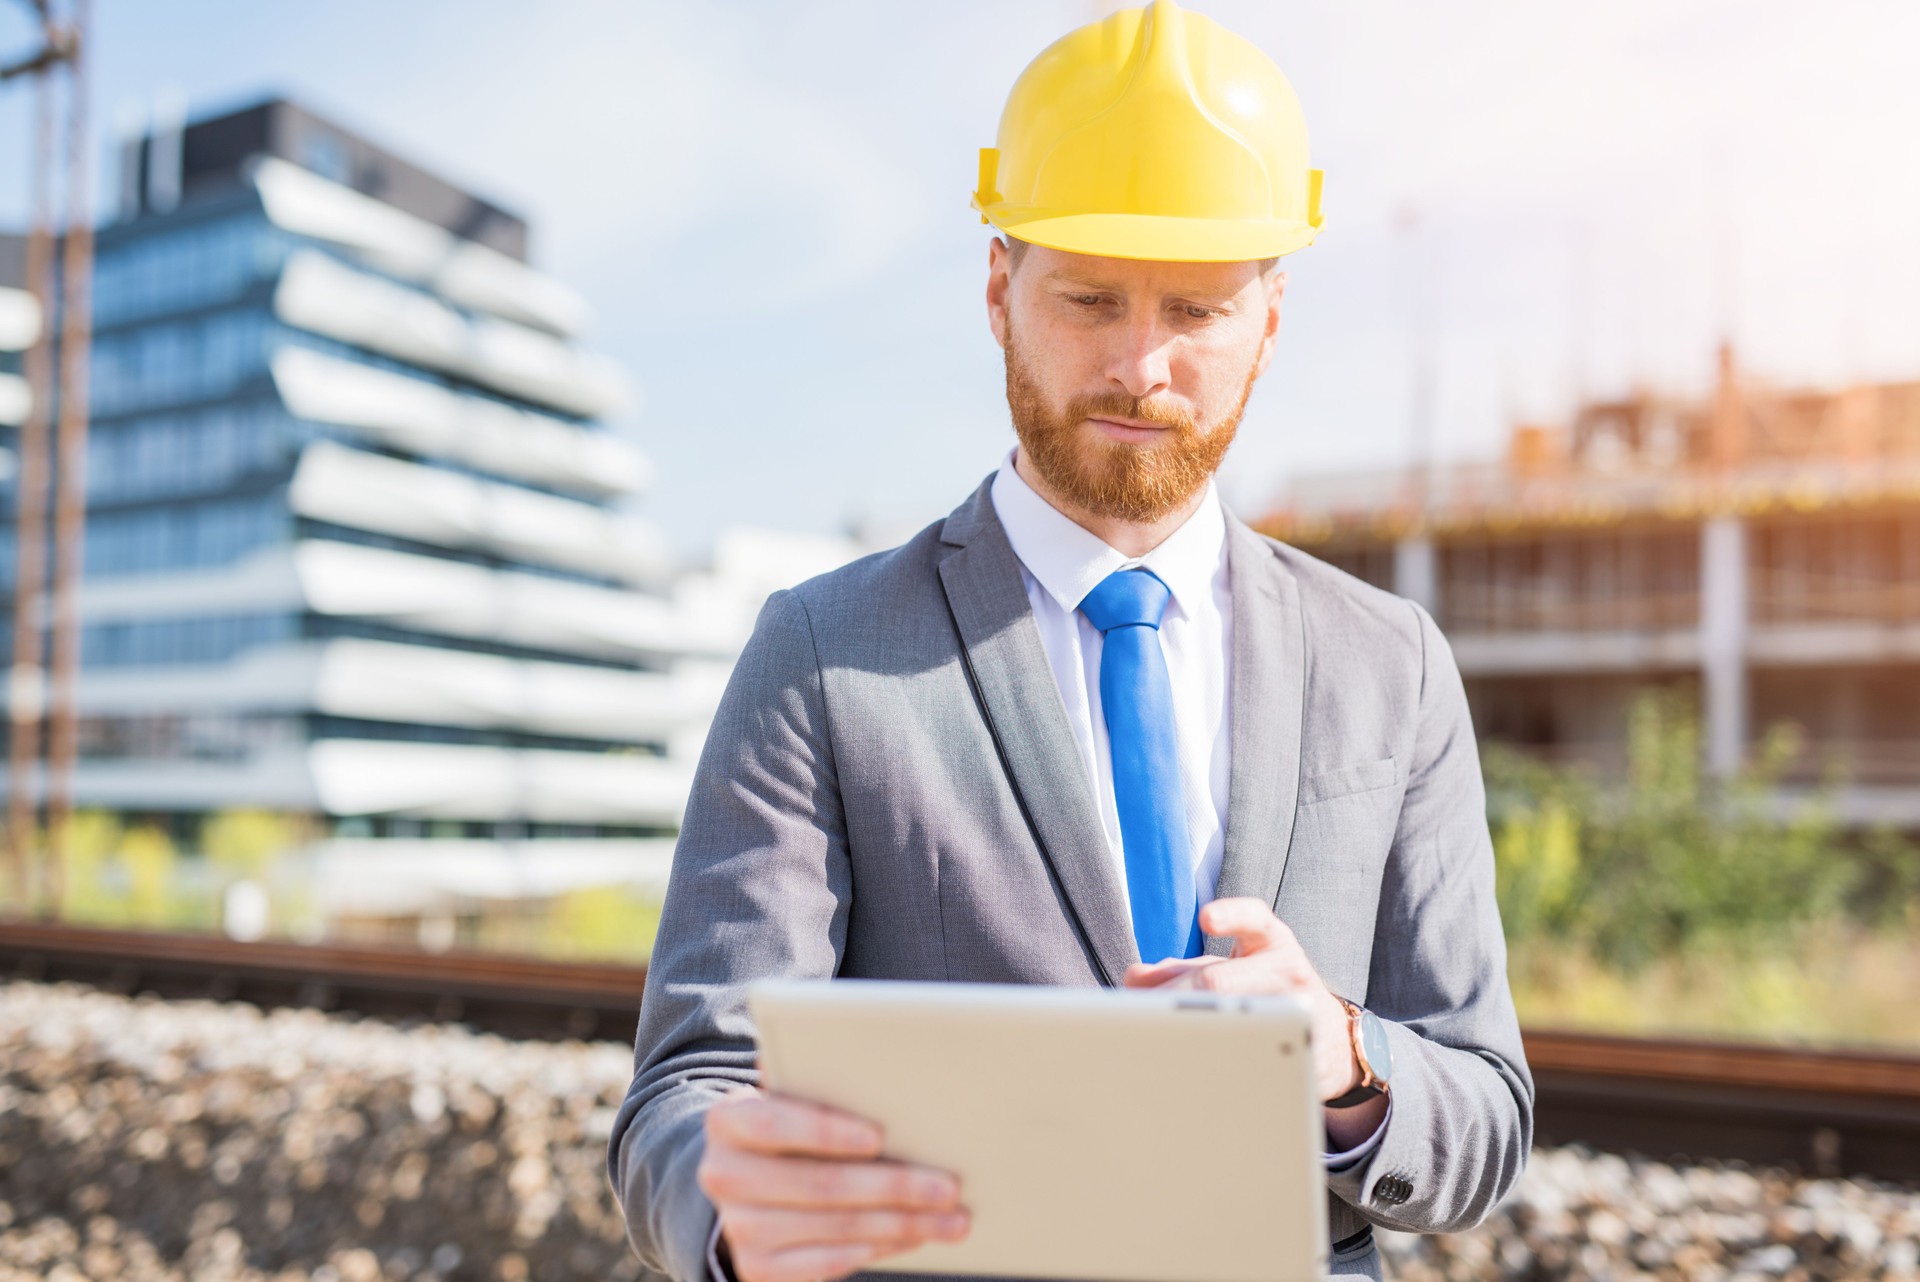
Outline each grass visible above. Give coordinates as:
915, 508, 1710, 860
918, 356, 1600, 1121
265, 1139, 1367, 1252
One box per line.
1506, 923, 1920, 1052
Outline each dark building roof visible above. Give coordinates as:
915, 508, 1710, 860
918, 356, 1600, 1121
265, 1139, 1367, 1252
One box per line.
127, 97, 529, 261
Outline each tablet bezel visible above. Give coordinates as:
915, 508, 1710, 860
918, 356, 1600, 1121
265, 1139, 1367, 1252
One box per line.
747, 978, 1330, 1282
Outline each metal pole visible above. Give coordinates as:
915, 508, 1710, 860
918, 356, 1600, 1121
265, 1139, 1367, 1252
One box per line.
1397, 207, 1436, 524
4, 38, 58, 917
45, 0, 93, 920
0, 4, 68, 85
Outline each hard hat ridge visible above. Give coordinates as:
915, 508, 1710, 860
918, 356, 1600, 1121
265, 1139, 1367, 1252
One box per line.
973, 0, 1324, 263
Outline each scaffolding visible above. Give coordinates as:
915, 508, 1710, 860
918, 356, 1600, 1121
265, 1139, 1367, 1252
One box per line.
1266, 345, 1920, 548
2, 0, 94, 919
1267, 344, 1920, 630
1267, 345, 1920, 803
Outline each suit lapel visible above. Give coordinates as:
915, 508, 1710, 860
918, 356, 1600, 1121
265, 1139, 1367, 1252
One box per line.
936, 478, 1138, 985
1205, 515, 1307, 957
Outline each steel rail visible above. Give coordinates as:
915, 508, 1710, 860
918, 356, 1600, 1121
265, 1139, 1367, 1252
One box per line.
3, 921, 1917, 1181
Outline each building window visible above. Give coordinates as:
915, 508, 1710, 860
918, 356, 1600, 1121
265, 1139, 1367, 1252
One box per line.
73, 492, 290, 581
78, 612, 298, 667
91, 306, 272, 416
93, 211, 291, 328
88, 399, 298, 502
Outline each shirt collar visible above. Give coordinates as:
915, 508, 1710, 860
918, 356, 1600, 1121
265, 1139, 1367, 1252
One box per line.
989, 447, 1226, 621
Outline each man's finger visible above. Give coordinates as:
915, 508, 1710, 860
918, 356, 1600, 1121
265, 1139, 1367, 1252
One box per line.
699, 1149, 962, 1211
707, 1094, 885, 1158
1123, 957, 1220, 987
727, 1239, 896, 1282
721, 1205, 970, 1252
1161, 954, 1310, 995
1198, 897, 1296, 956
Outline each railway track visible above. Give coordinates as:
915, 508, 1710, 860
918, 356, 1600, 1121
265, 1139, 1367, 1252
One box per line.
4, 920, 1918, 1183
0, 920, 647, 1043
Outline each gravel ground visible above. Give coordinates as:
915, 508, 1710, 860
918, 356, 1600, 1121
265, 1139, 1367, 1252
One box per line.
1, 980, 1916, 1282
0, 981, 650, 1282
1378, 1147, 1919, 1281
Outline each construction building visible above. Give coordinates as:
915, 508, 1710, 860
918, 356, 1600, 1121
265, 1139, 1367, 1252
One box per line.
1262, 345, 1920, 827
0, 98, 851, 933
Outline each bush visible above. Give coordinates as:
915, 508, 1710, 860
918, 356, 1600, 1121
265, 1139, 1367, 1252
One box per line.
1484, 689, 1871, 971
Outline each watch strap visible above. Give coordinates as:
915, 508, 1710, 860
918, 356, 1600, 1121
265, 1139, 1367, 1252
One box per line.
1325, 1081, 1386, 1109
1328, 994, 1388, 1108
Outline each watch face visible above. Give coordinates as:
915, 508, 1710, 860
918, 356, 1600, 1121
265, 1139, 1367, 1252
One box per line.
1359, 1012, 1393, 1082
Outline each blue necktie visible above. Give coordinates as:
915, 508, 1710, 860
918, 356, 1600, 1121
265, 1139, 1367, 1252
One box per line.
1078, 567, 1202, 963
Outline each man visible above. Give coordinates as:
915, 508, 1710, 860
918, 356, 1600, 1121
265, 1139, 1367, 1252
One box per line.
609, 4, 1533, 1280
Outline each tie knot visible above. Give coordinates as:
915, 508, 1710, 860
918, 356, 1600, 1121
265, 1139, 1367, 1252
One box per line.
1078, 567, 1173, 634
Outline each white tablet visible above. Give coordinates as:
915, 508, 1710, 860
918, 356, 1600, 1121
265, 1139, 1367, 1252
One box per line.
748, 978, 1329, 1282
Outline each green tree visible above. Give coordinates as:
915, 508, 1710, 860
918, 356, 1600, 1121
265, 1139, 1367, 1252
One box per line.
202, 808, 298, 881
56, 810, 125, 924
541, 885, 663, 963
1485, 689, 1857, 971
119, 825, 179, 927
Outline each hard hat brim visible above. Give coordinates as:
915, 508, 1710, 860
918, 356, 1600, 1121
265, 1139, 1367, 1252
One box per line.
978, 203, 1319, 263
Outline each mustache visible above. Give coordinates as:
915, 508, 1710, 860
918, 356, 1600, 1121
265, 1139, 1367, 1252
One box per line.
1063, 391, 1199, 434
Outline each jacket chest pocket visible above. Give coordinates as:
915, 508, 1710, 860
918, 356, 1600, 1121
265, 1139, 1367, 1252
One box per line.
1298, 755, 1397, 806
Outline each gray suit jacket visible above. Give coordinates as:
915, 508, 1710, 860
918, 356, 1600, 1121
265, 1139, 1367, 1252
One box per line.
610, 475, 1533, 1282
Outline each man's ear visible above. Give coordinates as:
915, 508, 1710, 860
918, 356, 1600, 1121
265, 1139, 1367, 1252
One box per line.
1252, 269, 1287, 378
986, 236, 1013, 350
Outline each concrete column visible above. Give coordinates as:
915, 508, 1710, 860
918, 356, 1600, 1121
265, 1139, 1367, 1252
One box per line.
1700, 515, 1749, 777
1393, 536, 1438, 617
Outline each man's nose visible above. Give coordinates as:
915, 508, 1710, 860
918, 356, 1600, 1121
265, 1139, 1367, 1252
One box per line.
1104, 313, 1175, 401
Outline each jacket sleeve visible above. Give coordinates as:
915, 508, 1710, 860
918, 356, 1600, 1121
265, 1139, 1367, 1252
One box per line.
1322, 599, 1535, 1233
606, 588, 852, 1281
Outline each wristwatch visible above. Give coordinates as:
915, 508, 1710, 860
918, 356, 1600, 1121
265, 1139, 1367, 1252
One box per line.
1326, 994, 1392, 1108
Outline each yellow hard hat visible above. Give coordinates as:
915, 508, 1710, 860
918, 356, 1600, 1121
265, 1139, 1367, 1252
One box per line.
972, 0, 1324, 263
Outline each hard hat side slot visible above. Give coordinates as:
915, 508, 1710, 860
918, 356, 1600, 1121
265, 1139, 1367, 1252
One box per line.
975, 148, 1002, 224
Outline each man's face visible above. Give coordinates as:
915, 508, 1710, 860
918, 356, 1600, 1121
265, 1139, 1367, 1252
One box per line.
985, 238, 1285, 523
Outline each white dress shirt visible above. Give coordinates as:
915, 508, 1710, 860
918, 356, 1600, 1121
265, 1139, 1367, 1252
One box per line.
989, 450, 1233, 916
988, 447, 1390, 1175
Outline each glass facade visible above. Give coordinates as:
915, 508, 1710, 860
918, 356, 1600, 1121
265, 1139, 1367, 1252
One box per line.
72, 609, 678, 677
300, 614, 662, 672
2, 607, 671, 674
91, 207, 600, 450
80, 612, 296, 668
0, 493, 288, 587
70, 710, 663, 760
76, 711, 302, 762
76, 205, 637, 592
0, 115, 714, 876
90, 305, 274, 417
85, 492, 290, 579
304, 714, 665, 756
89, 399, 297, 503
91, 209, 291, 329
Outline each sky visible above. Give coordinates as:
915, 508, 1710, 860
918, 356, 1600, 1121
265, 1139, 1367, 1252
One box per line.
3, 0, 1919, 556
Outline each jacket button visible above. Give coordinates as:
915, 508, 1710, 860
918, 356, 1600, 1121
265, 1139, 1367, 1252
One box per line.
1376, 1175, 1412, 1205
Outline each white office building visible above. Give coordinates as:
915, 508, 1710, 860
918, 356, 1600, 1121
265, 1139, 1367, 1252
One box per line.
0, 99, 855, 930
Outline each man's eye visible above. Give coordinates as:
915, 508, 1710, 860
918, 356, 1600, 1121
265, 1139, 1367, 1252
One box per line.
1072, 294, 1105, 307
1181, 305, 1215, 320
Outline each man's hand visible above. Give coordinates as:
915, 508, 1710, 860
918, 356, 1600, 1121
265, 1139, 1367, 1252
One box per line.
1124, 898, 1384, 1142
697, 1088, 970, 1282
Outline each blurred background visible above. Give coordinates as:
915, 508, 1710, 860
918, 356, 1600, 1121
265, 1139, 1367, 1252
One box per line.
2, 4, 1919, 1278
3, 0, 1920, 1036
